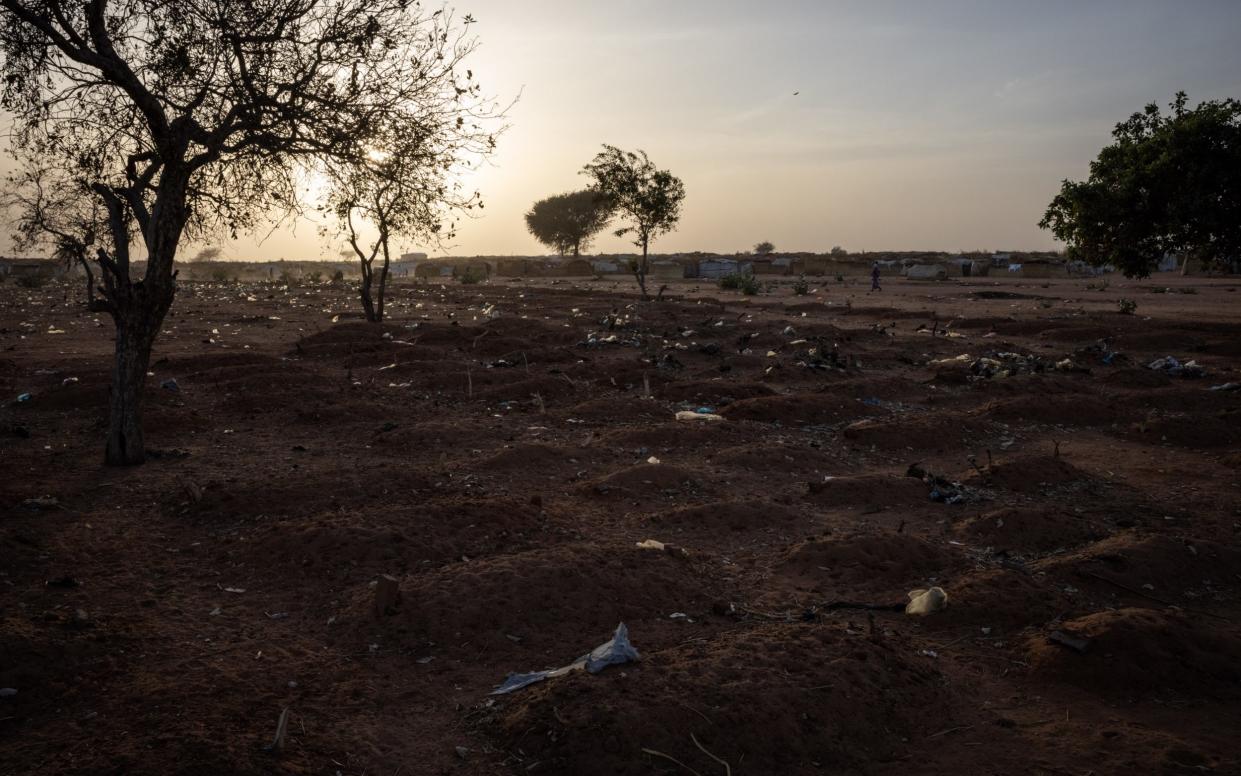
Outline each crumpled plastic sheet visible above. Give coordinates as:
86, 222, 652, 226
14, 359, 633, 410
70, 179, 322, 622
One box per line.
490, 623, 640, 695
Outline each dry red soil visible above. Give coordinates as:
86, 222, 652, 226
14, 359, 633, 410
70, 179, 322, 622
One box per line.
2, 272, 1240, 775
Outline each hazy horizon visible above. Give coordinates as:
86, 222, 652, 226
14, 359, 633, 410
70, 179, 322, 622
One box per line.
4, 0, 1240, 261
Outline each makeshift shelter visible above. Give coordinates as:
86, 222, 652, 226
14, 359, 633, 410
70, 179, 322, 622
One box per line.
905, 264, 948, 280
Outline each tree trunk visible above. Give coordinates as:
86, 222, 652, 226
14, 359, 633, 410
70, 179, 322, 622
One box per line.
359, 261, 378, 322
635, 239, 650, 300
105, 318, 156, 465
375, 240, 391, 323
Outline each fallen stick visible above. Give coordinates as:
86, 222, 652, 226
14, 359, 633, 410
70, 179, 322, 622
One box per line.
927, 724, 973, 740
692, 734, 732, 776
641, 747, 704, 776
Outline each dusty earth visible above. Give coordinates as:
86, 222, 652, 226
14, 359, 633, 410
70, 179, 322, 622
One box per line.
2, 271, 1240, 775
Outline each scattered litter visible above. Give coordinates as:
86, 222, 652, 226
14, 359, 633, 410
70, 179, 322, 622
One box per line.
905, 587, 948, 615
1209, 382, 1240, 392
694, 406, 715, 414
907, 462, 977, 504
16, 393, 32, 403
160, 378, 180, 392
46, 575, 79, 589
646, 456, 661, 465
491, 623, 640, 695
636, 539, 666, 551
222, 586, 246, 594
266, 612, 290, 620
0, 688, 16, 698
22, 496, 60, 511
62, 377, 79, 385
1148, 356, 1205, 378
676, 410, 723, 422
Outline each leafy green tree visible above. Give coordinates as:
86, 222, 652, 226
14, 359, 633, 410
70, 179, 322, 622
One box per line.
1040, 92, 1241, 278
524, 190, 610, 257
754, 240, 774, 255
582, 145, 685, 299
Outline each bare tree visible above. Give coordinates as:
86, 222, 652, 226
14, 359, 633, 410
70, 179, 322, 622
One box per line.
0, 1, 500, 464
582, 145, 685, 300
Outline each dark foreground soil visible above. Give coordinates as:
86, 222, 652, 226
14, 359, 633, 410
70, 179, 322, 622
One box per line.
2, 272, 1240, 775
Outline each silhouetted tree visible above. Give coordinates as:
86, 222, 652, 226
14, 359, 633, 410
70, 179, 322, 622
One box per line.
754, 240, 774, 255
830, 245, 847, 257
328, 120, 489, 323
1, 1, 498, 464
1040, 92, 1241, 278
191, 247, 223, 262
582, 145, 685, 300
524, 190, 610, 257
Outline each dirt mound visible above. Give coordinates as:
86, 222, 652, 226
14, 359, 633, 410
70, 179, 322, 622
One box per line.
1024, 608, 1241, 698
805, 473, 929, 509
954, 507, 1101, 553
241, 497, 555, 577
485, 623, 946, 775
1101, 367, 1171, 388
560, 397, 670, 423
721, 393, 873, 425
927, 569, 1072, 632
843, 413, 981, 451
711, 443, 834, 477
647, 499, 805, 532
660, 379, 775, 402
977, 395, 1122, 427
969, 455, 1092, 493
357, 543, 711, 653
585, 463, 708, 500
775, 534, 958, 596
601, 423, 728, 451
1038, 534, 1241, 601
1136, 411, 1241, 448
475, 442, 582, 473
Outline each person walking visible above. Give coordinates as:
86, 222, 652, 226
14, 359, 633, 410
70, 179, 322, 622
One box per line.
870, 262, 882, 292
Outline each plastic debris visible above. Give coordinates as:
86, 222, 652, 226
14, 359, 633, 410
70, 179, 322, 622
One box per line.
676, 410, 723, 422
907, 462, 976, 505
694, 406, 715, 414
635, 539, 666, 551
1209, 382, 1240, 392
905, 587, 948, 615
1147, 356, 1205, 378
16, 393, 32, 403
1048, 630, 1091, 654
0, 688, 16, 698
161, 378, 180, 392
491, 623, 640, 695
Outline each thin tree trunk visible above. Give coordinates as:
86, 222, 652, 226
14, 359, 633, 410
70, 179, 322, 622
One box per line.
375, 238, 391, 323
635, 238, 650, 300
359, 259, 377, 322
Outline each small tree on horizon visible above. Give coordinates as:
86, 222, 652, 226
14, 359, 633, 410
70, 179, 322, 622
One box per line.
328, 123, 489, 323
754, 240, 774, 256
1040, 91, 1241, 278
582, 145, 685, 300
524, 190, 610, 257
830, 245, 847, 257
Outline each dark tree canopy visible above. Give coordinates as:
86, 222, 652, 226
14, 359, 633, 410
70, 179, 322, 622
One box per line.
0, 0, 498, 464
524, 190, 610, 257
582, 144, 685, 299
1040, 92, 1241, 278
754, 241, 774, 255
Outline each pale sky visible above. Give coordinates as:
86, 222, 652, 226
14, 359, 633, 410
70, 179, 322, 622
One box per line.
6, 1, 1241, 259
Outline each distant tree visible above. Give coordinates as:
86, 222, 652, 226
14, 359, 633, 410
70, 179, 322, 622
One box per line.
524, 190, 610, 257
830, 246, 847, 257
754, 241, 774, 255
327, 121, 488, 323
0, 1, 498, 464
582, 145, 685, 300
1040, 92, 1241, 278
191, 247, 223, 263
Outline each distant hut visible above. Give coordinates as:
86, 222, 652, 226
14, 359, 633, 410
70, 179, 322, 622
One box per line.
905, 264, 948, 281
